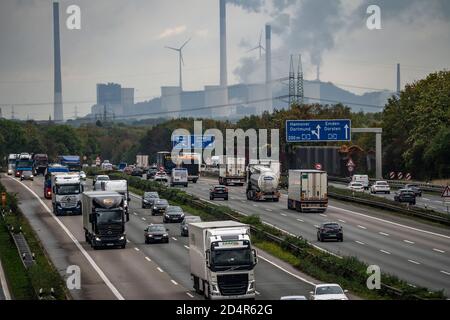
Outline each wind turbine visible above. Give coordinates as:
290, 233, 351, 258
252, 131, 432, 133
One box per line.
247, 30, 265, 59
166, 38, 191, 91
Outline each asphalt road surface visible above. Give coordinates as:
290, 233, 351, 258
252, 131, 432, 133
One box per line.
182, 176, 450, 294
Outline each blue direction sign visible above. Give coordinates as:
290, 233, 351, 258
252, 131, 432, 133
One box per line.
286, 119, 351, 142
172, 135, 215, 149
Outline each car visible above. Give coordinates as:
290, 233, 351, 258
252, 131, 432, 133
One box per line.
154, 171, 169, 182
79, 171, 87, 180
347, 182, 364, 192
310, 284, 349, 300
163, 206, 185, 223
180, 215, 202, 236
93, 174, 109, 186
144, 224, 169, 244
370, 181, 390, 194
146, 167, 158, 180
280, 296, 308, 300
209, 185, 229, 200
20, 171, 34, 181
124, 166, 134, 175
317, 222, 343, 242
131, 167, 144, 177
405, 184, 422, 197
394, 189, 416, 205
142, 192, 159, 209
151, 199, 169, 216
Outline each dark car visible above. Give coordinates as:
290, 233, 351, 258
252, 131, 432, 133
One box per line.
209, 185, 228, 200
180, 216, 202, 236
151, 199, 169, 216
404, 184, 422, 197
131, 167, 144, 177
20, 171, 34, 181
394, 189, 416, 205
317, 222, 343, 242
142, 192, 159, 209
163, 206, 185, 223
146, 167, 158, 180
144, 224, 169, 244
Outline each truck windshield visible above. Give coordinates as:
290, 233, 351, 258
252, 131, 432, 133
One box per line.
96, 210, 123, 224
211, 247, 253, 269
56, 184, 80, 195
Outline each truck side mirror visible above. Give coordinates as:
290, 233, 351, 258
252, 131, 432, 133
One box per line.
89, 213, 93, 223
206, 249, 211, 268
126, 211, 130, 222
127, 197, 131, 202
252, 249, 258, 265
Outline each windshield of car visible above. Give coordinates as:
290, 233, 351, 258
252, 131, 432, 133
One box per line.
315, 285, 344, 295
155, 199, 168, 205
22, 171, 32, 176
211, 247, 253, 268
323, 223, 340, 229
97, 176, 109, 181
184, 217, 201, 224
147, 225, 165, 232
400, 190, 415, 194
351, 183, 363, 187
144, 193, 158, 199
56, 184, 80, 195
376, 182, 388, 186
167, 206, 183, 213
96, 210, 123, 224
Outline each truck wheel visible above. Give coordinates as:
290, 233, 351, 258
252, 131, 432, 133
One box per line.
193, 179, 197, 184
121, 244, 126, 249
204, 281, 211, 300
246, 191, 252, 200
193, 276, 202, 294
224, 197, 228, 201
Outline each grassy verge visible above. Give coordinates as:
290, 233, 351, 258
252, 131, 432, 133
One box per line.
118, 173, 446, 300
0, 181, 68, 300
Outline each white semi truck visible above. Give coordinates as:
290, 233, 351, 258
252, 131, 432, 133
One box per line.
189, 221, 258, 300
51, 174, 83, 215
246, 160, 281, 202
287, 170, 328, 213
218, 157, 246, 186
82, 191, 128, 249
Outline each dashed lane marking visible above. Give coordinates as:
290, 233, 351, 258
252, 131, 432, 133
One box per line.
433, 248, 445, 253
380, 250, 391, 255
145, 257, 152, 262
408, 259, 420, 265
157, 267, 164, 273
171, 280, 179, 286
403, 240, 415, 244
355, 241, 365, 245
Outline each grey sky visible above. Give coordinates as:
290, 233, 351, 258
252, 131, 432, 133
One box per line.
0, 0, 449, 120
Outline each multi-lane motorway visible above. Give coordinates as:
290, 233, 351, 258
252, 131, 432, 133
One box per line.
184, 176, 450, 294
330, 182, 450, 214
1, 174, 319, 300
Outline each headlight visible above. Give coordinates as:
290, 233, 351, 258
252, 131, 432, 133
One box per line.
95, 237, 101, 241
143, 200, 149, 203
119, 236, 125, 240
211, 283, 220, 294
163, 233, 168, 237
147, 234, 153, 237
247, 280, 255, 292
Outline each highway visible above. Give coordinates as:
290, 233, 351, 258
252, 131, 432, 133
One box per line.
330, 181, 450, 214
182, 176, 450, 294
0, 174, 319, 300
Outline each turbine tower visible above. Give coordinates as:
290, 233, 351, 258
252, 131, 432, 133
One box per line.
53, 2, 63, 122
166, 38, 191, 91
248, 30, 265, 59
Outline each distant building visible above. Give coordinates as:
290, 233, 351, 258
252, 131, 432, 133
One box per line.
91, 83, 134, 119
161, 86, 181, 118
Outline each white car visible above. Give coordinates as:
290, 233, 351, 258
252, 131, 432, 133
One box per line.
280, 295, 307, 300
310, 284, 349, 300
370, 181, 390, 194
348, 182, 364, 192
79, 171, 87, 180
154, 171, 169, 182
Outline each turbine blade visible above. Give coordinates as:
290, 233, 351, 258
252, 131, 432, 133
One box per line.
166, 46, 179, 51
180, 38, 191, 50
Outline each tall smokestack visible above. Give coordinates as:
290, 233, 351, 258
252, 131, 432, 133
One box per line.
219, 0, 227, 87
396, 63, 401, 94
53, 2, 63, 122
265, 24, 271, 84
316, 64, 320, 81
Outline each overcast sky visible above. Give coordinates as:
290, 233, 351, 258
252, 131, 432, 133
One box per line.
0, 0, 449, 120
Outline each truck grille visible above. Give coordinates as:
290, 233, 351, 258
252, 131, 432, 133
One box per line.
217, 274, 248, 296
98, 225, 122, 236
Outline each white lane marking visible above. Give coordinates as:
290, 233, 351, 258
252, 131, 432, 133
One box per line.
157, 267, 164, 273
237, 211, 249, 217
380, 250, 391, 255
126, 239, 130, 243
338, 219, 346, 223
408, 259, 420, 265
403, 240, 415, 244
171, 280, 179, 286
441, 270, 450, 276
171, 237, 178, 241
134, 247, 140, 252
296, 218, 304, 222
253, 204, 258, 207
358, 225, 367, 230
314, 225, 319, 228
257, 255, 316, 286
133, 212, 138, 216
408, 283, 417, 288
329, 205, 450, 239
9, 177, 125, 300
433, 248, 445, 253
186, 292, 194, 298
379, 232, 390, 237
141, 217, 146, 221
241, 200, 246, 203
280, 213, 287, 217
355, 241, 365, 245
266, 209, 273, 212
0, 260, 11, 300
422, 198, 430, 201
319, 214, 327, 217
145, 257, 152, 262
184, 245, 190, 250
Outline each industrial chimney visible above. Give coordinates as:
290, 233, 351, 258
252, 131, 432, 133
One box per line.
396, 63, 401, 94
219, 0, 227, 87
265, 24, 272, 113
53, 2, 63, 122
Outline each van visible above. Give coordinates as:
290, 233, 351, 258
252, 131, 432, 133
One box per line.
352, 175, 369, 189
171, 168, 188, 187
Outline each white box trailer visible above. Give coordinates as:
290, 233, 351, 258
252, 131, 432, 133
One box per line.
219, 157, 246, 186
189, 221, 257, 300
288, 170, 328, 213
